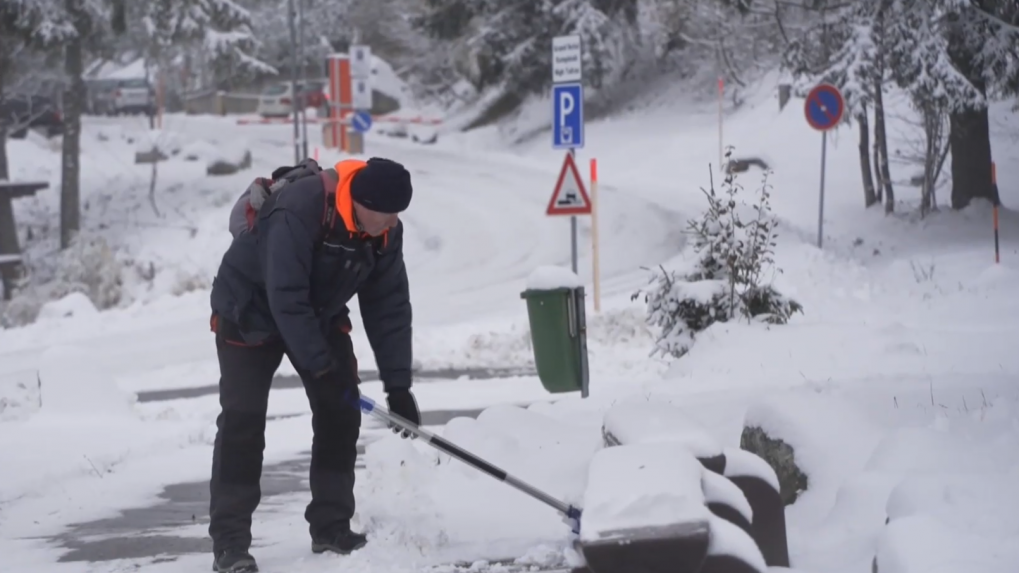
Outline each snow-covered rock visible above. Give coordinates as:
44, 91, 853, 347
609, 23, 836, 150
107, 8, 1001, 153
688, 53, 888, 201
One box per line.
37, 292, 99, 321
133, 129, 183, 163
206, 147, 253, 176
179, 140, 219, 162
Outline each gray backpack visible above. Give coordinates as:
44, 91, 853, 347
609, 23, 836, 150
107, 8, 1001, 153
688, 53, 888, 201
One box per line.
228, 158, 327, 239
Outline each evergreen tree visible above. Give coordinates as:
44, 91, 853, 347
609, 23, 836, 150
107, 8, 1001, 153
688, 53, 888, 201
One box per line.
412, 0, 638, 96
633, 148, 802, 359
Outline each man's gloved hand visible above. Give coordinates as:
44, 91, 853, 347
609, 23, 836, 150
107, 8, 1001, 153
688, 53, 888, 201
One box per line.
385, 389, 420, 439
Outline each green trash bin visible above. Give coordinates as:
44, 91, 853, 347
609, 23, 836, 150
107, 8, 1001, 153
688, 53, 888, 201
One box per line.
520, 285, 590, 397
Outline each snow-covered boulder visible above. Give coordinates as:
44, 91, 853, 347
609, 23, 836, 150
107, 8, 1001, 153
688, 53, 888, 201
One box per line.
740, 425, 807, 507
37, 291, 98, 320
133, 129, 183, 163
873, 464, 1019, 572
206, 147, 253, 176
179, 140, 219, 162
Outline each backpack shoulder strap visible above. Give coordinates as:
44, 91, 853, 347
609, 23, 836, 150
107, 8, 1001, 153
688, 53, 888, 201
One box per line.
319, 168, 341, 241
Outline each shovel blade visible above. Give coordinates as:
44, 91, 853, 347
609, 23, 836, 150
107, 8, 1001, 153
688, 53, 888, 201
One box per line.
578, 519, 710, 573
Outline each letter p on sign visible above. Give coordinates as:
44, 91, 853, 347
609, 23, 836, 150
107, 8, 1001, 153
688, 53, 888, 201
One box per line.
552, 83, 584, 150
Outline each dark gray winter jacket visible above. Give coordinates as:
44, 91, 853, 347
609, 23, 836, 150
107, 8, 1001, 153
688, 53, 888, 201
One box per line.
210, 167, 412, 391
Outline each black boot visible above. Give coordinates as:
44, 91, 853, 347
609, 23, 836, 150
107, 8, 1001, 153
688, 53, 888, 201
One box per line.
311, 528, 368, 555
211, 548, 258, 572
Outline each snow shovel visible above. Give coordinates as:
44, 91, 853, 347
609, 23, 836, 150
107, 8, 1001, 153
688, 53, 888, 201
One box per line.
357, 394, 712, 573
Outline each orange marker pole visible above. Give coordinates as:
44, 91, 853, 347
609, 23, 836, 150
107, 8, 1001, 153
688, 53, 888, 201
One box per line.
992, 161, 1000, 264
591, 158, 601, 313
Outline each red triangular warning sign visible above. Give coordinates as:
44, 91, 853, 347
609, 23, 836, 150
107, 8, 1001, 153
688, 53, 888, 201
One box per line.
547, 152, 592, 216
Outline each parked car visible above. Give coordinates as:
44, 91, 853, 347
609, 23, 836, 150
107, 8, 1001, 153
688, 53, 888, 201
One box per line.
109, 78, 154, 115
85, 78, 120, 115
0, 93, 64, 139
85, 78, 153, 116
256, 81, 328, 118
300, 81, 327, 109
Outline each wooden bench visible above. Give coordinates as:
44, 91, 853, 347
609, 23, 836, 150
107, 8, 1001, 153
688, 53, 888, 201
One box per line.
0, 181, 49, 301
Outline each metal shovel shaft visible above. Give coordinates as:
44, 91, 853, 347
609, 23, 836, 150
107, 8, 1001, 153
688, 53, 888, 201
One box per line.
358, 395, 580, 520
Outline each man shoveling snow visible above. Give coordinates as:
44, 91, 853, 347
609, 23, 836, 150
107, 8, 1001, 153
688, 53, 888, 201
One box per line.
207, 157, 421, 573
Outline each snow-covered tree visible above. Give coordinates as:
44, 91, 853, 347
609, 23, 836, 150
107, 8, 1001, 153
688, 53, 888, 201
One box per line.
782, 0, 900, 211
939, 0, 1018, 208
783, 0, 1019, 212
123, 0, 275, 92
245, 0, 352, 76
413, 0, 639, 98
20, 0, 115, 249
0, 0, 43, 180
633, 148, 802, 359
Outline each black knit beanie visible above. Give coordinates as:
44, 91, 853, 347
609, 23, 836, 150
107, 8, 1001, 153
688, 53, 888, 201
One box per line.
350, 157, 413, 213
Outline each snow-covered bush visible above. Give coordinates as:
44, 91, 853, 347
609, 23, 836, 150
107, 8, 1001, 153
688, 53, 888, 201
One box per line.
632, 148, 802, 358
1, 234, 123, 327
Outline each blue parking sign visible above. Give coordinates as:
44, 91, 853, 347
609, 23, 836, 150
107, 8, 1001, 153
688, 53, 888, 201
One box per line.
552, 83, 584, 149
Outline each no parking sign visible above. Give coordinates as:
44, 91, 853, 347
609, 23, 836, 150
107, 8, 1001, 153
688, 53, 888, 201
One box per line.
805, 83, 845, 250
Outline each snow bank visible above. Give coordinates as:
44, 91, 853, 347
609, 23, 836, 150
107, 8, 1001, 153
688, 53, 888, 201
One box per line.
37, 344, 138, 420
602, 400, 722, 459
743, 391, 885, 524
525, 265, 583, 290
875, 513, 1019, 573
444, 405, 600, 504
475, 404, 603, 494
179, 139, 219, 162
359, 434, 449, 550
865, 427, 1003, 474
36, 292, 99, 321
875, 472, 1019, 573
357, 404, 600, 564
205, 143, 252, 169
580, 442, 710, 543
133, 129, 183, 156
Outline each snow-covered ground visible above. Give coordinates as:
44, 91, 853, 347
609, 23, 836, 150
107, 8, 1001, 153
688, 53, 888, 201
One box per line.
1, 73, 1018, 573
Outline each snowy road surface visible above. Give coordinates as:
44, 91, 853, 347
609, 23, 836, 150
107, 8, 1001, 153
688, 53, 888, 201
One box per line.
47, 406, 488, 566
133, 367, 536, 403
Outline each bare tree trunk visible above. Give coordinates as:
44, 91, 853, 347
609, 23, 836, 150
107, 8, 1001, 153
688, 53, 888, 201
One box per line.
874, 87, 895, 214
60, 24, 85, 249
920, 111, 935, 217
871, 82, 884, 204
919, 100, 948, 217
857, 103, 878, 208
870, 0, 896, 214
0, 59, 9, 181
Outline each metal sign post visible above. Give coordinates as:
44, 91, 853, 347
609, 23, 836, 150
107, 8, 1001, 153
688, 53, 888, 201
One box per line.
286, 0, 301, 164
551, 35, 584, 274
804, 83, 845, 249
349, 44, 372, 155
